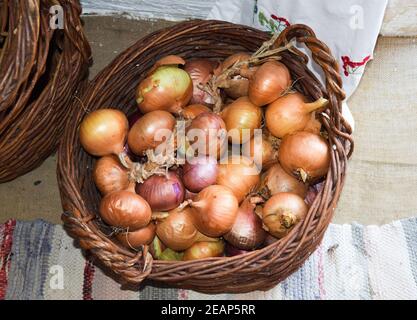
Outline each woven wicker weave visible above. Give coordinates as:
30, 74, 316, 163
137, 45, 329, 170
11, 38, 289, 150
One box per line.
0, 0, 91, 182
57, 20, 353, 294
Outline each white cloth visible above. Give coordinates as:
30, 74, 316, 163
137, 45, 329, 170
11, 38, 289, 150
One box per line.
208, 0, 389, 131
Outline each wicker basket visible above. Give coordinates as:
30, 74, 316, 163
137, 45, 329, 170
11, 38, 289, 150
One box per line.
0, 0, 91, 183
57, 20, 353, 294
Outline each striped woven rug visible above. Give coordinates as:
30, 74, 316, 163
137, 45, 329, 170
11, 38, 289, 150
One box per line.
1, 218, 417, 300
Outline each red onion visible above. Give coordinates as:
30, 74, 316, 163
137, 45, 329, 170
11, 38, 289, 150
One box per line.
182, 156, 218, 193
136, 171, 185, 212
225, 243, 250, 257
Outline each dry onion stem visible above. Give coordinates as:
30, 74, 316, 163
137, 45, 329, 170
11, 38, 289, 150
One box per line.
205, 35, 296, 112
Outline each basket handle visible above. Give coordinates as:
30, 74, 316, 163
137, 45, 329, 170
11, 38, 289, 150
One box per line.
274, 24, 354, 157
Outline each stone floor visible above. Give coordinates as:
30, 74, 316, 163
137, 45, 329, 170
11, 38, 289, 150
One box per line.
0, 16, 416, 225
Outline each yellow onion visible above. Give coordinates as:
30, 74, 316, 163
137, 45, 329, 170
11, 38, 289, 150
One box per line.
183, 240, 225, 261
93, 155, 129, 195
156, 207, 216, 251
116, 222, 156, 249
248, 61, 291, 106
262, 192, 308, 238
136, 65, 193, 114
258, 163, 308, 199
242, 135, 277, 170
279, 131, 330, 183
182, 104, 211, 120
147, 55, 186, 75
224, 197, 267, 250
221, 97, 262, 144
190, 185, 239, 237
99, 184, 152, 231
217, 155, 260, 203
79, 109, 128, 157
128, 110, 176, 156
266, 92, 328, 138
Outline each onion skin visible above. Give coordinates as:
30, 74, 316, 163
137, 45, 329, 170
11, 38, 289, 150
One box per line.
182, 104, 211, 120
182, 156, 218, 193
116, 223, 156, 249
136, 65, 193, 114
242, 135, 277, 170
217, 156, 261, 203
187, 112, 227, 159
184, 59, 219, 105
221, 97, 262, 144
147, 55, 185, 75
156, 207, 215, 251
221, 52, 251, 71
79, 109, 128, 157
183, 240, 225, 261
266, 93, 328, 138
93, 155, 129, 196
190, 185, 239, 237
224, 197, 267, 250
99, 188, 152, 231
248, 61, 291, 106
305, 181, 324, 206
136, 171, 185, 212
259, 163, 308, 199
184, 189, 198, 201
128, 110, 176, 156
262, 192, 308, 238
279, 131, 331, 183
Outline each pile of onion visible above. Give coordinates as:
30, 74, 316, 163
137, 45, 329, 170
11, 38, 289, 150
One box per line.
182, 155, 218, 193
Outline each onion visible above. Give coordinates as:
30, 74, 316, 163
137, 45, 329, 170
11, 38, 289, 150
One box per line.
221, 97, 262, 144
93, 155, 129, 195
190, 185, 239, 237
182, 104, 211, 120
136, 65, 193, 114
187, 112, 227, 159
224, 197, 267, 250
305, 181, 324, 206
156, 207, 216, 251
128, 110, 176, 156
183, 240, 225, 261
149, 236, 166, 259
99, 184, 152, 231
263, 234, 279, 246
266, 93, 328, 138
225, 243, 250, 257
147, 55, 186, 75
258, 163, 308, 199
262, 192, 308, 238
182, 155, 218, 193
217, 155, 260, 203
136, 171, 185, 212
242, 135, 277, 170
248, 61, 291, 106
116, 222, 156, 249
79, 109, 129, 157
304, 114, 322, 135
159, 248, 184, 261
184, 59, 219, 105
279, 131, 331, 183
184, 189, 198, 201
221, 52, 251, 71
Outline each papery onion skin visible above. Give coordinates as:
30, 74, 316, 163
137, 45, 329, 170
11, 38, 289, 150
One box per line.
262, 192, 308, 238
183, 240, 225, 261
221, 52, 251, 71
242, 135, 277, 170
266, 93, 327, 138
128, 110, 176, 156
99, 189, 152, 231
93, 155, 129, 196
79, 109, 128, 157
224, 197, 267, 250
259, 163, 308, 199
136, 65, 193, 114
116, 222, 156, 249
221, 97, 262, 144
217, 155, 261, 203
184, 59, 218, 105
248, 61, 291, 106
182, 104, 211, 120
190, 185, 239, 237
182, 155, 218, 193
220, 52, 254, 99
136, 171, 185, 212
187, 112, 227, 159
279, 131, 331, 183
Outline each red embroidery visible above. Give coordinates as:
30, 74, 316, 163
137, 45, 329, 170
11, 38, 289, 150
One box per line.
271, 14, 291, 27
342, 55, 371, 76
